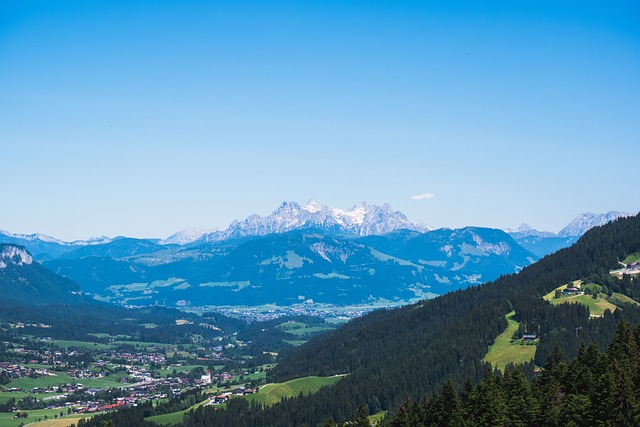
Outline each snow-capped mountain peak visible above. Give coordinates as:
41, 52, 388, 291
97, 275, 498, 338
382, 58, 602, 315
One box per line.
162, 227, 216, 245
197, 199, 426, 243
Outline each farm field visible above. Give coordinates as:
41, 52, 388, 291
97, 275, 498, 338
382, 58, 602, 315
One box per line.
5, 371, 127, 390
25, 415, 89, 427
483, 311, 536, 371
0, 408, 85, 427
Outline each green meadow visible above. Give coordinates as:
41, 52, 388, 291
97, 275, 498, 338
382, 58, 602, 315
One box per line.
245, 375, 345, 407
483, 311, 536, 371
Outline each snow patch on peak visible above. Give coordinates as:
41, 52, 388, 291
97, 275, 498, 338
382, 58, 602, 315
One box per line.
0, 245, 33, 268
303, 199, 324, 213
162, 227, 216, 245
198, 199, 426, 243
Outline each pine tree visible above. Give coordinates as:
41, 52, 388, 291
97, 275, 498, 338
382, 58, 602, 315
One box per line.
351, 405, 369, 427
389, 398, 416, 427
439, 380, 464, 427
503, 367, 536, 427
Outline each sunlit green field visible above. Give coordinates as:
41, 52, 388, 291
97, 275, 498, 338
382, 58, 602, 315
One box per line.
0, 408, 86, 427
0, 371, 128, 404
623, 252, 640, 264
549, 293, 617, 316
483, 311, 536, 371
144, 397, 211, 425
609, 292, 640, 307
245, 375, 345, 406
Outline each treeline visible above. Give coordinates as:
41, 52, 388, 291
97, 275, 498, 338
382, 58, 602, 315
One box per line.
384, 319, 640, 426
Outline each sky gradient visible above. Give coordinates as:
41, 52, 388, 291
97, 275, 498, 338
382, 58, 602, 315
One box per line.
1, 1, 639, 241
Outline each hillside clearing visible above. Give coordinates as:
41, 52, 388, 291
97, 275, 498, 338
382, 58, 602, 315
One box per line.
145, 399, 210, 425
623, 252, 640, 264
543, 281, 618, 316
245, 375, 345, 407
609, 292, 640, 307
483, 311, 536, 371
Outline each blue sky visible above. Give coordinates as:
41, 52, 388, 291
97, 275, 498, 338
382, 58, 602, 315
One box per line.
1, 1, 639, 241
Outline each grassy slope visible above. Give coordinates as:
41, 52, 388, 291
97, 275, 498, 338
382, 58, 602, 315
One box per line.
245, 375, 345, 407
482, 311, 536, 371
549, 293, 617, 316
623, 252, 640, 264
369, 411, 387, 425
610, 292, 640, 307
145, 399, 211, 425
543, 281, 617, 316
145, 408, 190, 426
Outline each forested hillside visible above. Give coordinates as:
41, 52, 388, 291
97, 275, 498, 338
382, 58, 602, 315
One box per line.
76, 214, 640, 426
385, 320, 640, 426
0, 244, 83, 305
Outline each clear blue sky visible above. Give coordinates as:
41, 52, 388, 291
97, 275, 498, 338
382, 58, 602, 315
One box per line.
1, 1, 639, 241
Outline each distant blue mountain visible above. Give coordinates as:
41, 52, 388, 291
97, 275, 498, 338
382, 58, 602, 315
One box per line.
506, 211, 632, 258
43, 227, 537, 307
3, 203, 631, 307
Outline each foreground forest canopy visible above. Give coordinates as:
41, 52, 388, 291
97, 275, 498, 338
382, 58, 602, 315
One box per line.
51, 215, 640, 426
385, 320, 640, 427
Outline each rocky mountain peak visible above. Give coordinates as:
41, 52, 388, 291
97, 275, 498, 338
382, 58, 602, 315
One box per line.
197, 200, 425, 243
0, 245, 33, 269
558, 211, 632, 237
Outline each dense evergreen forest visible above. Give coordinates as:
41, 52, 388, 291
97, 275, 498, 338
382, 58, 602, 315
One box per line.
74, 214, 640, 426
383, 320, 640, 426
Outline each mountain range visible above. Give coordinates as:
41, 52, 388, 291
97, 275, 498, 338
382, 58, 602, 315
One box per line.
0, 202, 633, 307
167, 199, 427, 244
506, 211, 632, 257
38, 227, 534, 307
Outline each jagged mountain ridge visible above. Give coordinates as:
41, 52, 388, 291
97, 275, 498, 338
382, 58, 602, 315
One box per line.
506, 211, 633, 257
2, 203, 631, 262
558, 211, 632, 237
162, 227, 216, 245
197, 199, 427, 243
0, 230, 112, 260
